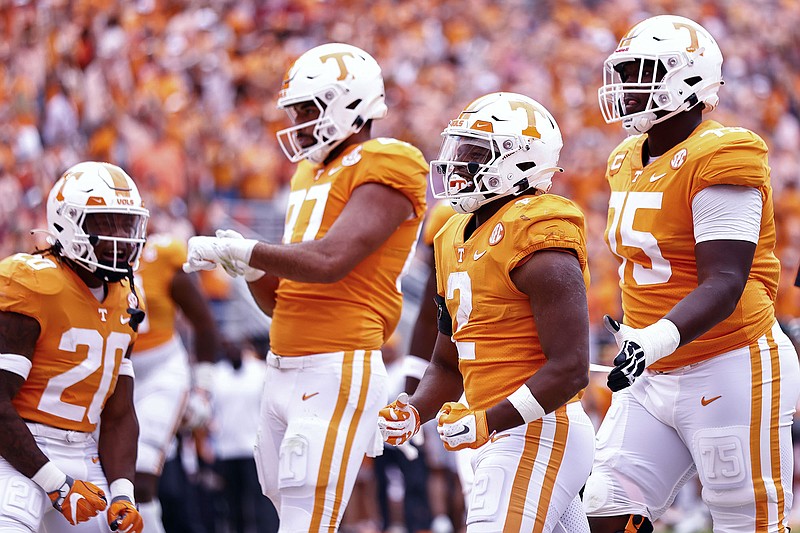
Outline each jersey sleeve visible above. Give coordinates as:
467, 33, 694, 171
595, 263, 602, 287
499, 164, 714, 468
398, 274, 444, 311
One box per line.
0, 255, 55, 329
359, 140, 429, 219
693, 131, 769, 194
507, 197, 588, 273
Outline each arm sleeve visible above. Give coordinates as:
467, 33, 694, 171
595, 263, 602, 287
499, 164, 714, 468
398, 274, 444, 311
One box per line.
692, 185, 762, 244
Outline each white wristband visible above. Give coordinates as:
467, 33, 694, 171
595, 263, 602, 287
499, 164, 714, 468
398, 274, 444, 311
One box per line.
0, 353, 32, 379
194, 362, 215, 392
109, 478, 136, 504
228, 238, 259, 265
402, 355, 429, 380
506, 384, 546, 424
31, 461, 67, 493
640, 319, 681, 366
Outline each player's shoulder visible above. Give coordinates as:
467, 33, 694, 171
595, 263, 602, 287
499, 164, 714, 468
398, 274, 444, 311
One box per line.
0, 253, 66, 296
502, 194, 585, 225
607, 134, 643, 165
424, 201, 458, 245
688, 120, 767, 157
361, 138, 427, 165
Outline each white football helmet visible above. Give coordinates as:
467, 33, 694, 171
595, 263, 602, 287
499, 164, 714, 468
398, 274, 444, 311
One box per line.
430, 92, 563, 214
46, 161, 149, 281
276, 43, 388, 164
598, 15, 723, 133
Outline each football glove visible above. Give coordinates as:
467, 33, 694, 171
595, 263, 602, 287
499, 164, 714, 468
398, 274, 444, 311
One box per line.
183, 235, 258, 277
436, 402, 490, 451
604, 315, 680, 392
378, 392, 421, 446
108, 497, 143, 533
214, 229, 266, 281
48, 476, 107, 525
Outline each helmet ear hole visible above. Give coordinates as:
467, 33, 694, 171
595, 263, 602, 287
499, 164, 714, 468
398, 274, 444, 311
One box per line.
517, 162, 537, 173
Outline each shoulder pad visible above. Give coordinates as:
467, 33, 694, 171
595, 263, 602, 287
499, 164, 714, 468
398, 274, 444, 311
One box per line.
0, 254, 65, 296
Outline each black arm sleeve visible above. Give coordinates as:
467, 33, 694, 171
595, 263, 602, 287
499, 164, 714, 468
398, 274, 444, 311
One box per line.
434, 293, 453, 337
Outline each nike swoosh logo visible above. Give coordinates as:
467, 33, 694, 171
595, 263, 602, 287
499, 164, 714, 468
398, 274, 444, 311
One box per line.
473, 250, 487, 260
69, 492, 85, 524
490, 433, 509, 443
649, 172, 667, 182
120, 316, 130, 325
701, 395, 722, 406
449, 425, 471, 437
302, 392, 319, 401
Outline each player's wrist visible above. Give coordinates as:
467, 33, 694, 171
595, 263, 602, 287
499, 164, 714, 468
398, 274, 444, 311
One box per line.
109, 478, 136, 505
402, 354, 429, 380
639, 319, 680, 366
31, 461, 68, 494
506, 383, 546, 424
227, 238, 258, 265
193, 361, 215, 392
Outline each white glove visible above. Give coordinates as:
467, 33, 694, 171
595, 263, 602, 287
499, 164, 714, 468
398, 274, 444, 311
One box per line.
183, 234, 258, 277
181, 388, 213, 430
604, 315, 680, 391
377, 392, 421, 446
214, 230, 266, 281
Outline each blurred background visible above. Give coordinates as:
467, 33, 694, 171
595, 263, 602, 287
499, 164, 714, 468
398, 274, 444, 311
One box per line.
1, 0, 799, 532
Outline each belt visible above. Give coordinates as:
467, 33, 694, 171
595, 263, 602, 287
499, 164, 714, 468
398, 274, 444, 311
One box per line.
26, 422, 93, 443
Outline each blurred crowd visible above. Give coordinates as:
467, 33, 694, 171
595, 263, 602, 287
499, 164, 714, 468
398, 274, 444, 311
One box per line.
2, 0, 800, 531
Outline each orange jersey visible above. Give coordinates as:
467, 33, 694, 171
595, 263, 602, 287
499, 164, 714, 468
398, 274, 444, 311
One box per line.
132, 235, 187, 352
422, 201, 457, 246
604, 120, 779, 370
0, 253, 138, 432
433, 195, 589, 411
270, 138, 428, 356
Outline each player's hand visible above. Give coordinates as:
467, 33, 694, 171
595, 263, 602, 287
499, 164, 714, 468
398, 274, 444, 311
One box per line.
604, 315, 648, 391
48, 476, 107, 525
214, 229, 266, 281
378, 392, 421, 446
181, 388, 213, 430
108, 497, 143, 533
436, 402, 490, 451
183, 235, 257, 276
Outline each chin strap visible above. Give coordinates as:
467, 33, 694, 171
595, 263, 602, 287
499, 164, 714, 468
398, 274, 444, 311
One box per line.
124, 267, 146, 333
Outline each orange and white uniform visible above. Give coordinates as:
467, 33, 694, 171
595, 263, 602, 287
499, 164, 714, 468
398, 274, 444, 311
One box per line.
0, 252, 137, 531
584, 121, 800, 532
433, 195, 596, 532
130, 235, 192, 475
255, 138, 428, 532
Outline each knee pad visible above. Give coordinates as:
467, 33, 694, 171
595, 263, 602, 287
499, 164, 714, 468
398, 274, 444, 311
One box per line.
0, 477, 44, 531
583, 472, 612, 514
278, 432, 311, 490
465, 465, 506, 525
694, 427, 753, 508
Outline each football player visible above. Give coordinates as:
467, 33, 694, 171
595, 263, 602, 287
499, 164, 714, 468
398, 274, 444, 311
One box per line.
182, 43, 428, 531
0, 162, 147, 532
129, 229, 221, 533
379, 92, 595, 532
583, 15, 800, 533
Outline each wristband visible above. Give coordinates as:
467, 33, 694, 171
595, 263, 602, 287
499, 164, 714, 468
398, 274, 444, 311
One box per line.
228, 238, 258, 265
31, 461, 67, 493
402, 355, 429, 380
193, 362, 215, 392
640, 319, 681, 366
0, 353, 32, 379
506, 384, 546, 424
109, 478, 136, 504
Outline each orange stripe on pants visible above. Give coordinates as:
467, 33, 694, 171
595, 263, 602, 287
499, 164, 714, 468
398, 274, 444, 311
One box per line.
503, 419, 543, 532
310, 351, 355, 532
533, 407, 569, 533
749, 342, 768, 531
766, 330, 787, 532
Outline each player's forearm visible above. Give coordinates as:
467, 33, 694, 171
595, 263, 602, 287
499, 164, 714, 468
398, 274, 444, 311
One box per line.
249, 241, 353, 283
0, 403, 50, 477
97, 406, 138, 483
665, 275, 745, 348
409, 360, 463, 423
